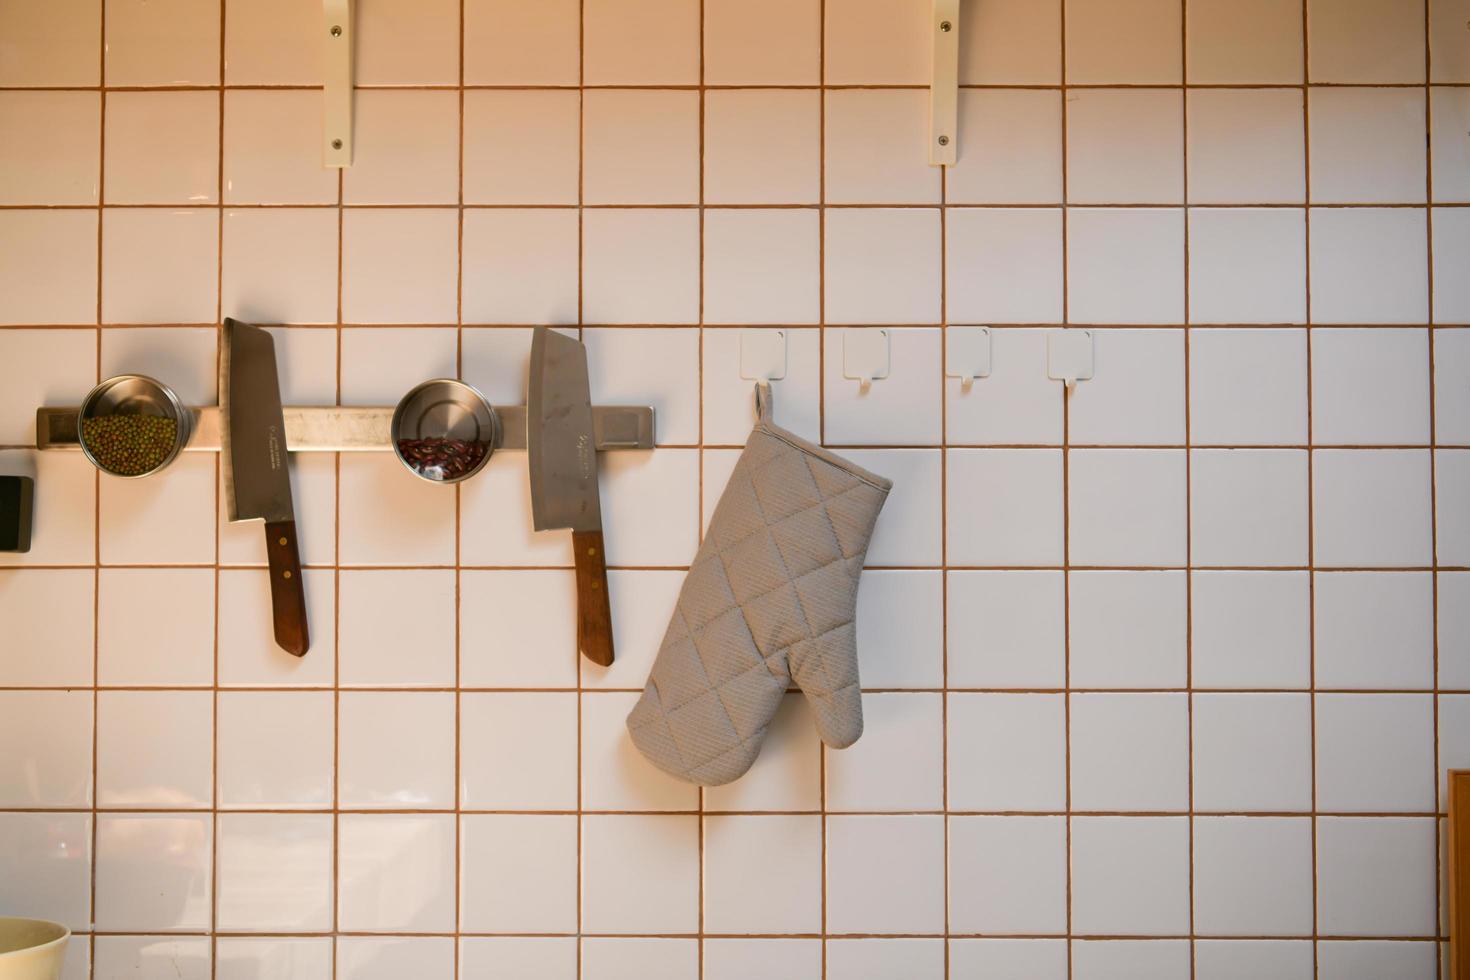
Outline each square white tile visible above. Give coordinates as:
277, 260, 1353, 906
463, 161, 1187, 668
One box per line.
223, 0, 319, 84
1311, 328, 1431, 444
947, 694, 1066, 810
582, 90, 699, 205
1315, 817, 1436, 935
463, 0, 580, 85
946, 450, 1064, 566
1186, 0, 1303, 83
461, 814, 578, 933
221, 209, 338, 325
1316, 694, 1434, 812
342, 91, 460, 206
460, 570, 579, 688
0, 329, 95, 443
1195, 941, 1314, 980
1066, 209, 1185, 324
1438, 573, 1470, 688
1067, 449, 1188, 566
338, 938, 453, 980
598, 452, 699, 566
1067, 329, 1185, 443
341, 209, 459, 324
216, 568, 337, 688
97, 568, 214, 685
1066, 89, 1183, 205
460, 692, 578, 810
1069, 693, 1190, 811
1309, 89, 1427, 204
826, 692, 943, 811
1193, 817, 1314, 936
463, 91, 580, 206
1314, 572, 1435, 689
0, 0, 100, 86
703, 815, 822, 934
101, 209, 219, 323
580, 938, 697, 980
1068, 571, 1187, 688
827, 940, 945, 980
1431, 0, 1470, 82
581, 814, 699, 934
1188, 208, 1308, 324
1316, 941, 1438, 979
1191, 572, 1312, 689
353, 0, 459, 85
1436, 209, 1470, 322
337, 455, 457, 566
1064, 0, 1181, 83
948, 940, 1068, 980
1192, 694, 1314, 811
217, 938, 332, 979
0, 453, 96, 567
0, 210, 97, 324
1307, 0, 1426, 83
947, 571, 1066, 688
94, 812, 213, 931
580, 691, 699, 811
958, 0, 1062, 84
336, 813, 456, 932
702, 329, 821, 444
703, 210, 820, 325
0, 569, 95, 686
583, 328, 700, 445
103, 91, 218, 205
97, 691, 213, 808
582, 0, 699, 85
704, 939, 821, 980
855, 570, 943, 688
217, 691, 333, 809
1070, 816, 1190, 935
461, 209, 579, 326
1190, 450, 1310, 566
1186, 89, 1306, 204
825, 815, 945, 934
0, 812, 92, 931
222, 91, 339, 205
703, 0, 819, 84
946, 328, 1063, 444
582, 209, 700, 324
93, 938, 209, 979
338, 692, 456, 809
105, 0, 219, 85
216, 813, 333, 931
822, 0, 929, 85
1431, 89, 1470, 203
945, 209, 1064, 324
459, 937, 578, 980
460, 460, 573, 567
703, 90, 820, 205
1441, 450, 1470, 565
824, 209, 941, 325
0, 92, 100, 205
1309, 208, 1429, 324
1189, 329, 1308, 445
824, 89, 940, 205
0, 691, 92, 807
1312, 450, 1433, 567
946, 92, 1063, 204
823, 328, 942, 445
948, 816, 1066, 934
338, 570, 456, 687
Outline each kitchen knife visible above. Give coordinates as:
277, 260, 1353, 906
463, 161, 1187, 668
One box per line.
221, 318, 309, 657
528, 327, 614, 667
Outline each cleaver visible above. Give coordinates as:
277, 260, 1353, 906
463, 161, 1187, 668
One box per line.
221, 318, 310, 657
528, 327, 614, 667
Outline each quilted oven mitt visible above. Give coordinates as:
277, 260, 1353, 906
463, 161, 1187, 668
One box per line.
627, 384, 892, 785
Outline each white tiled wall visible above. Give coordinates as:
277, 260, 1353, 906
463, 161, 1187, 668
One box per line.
0, 0, 1467, 978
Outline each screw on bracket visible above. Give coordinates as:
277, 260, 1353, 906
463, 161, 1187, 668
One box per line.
330, 24, 342, 36
332, 138, 343, 150
939, 20, 952, 31
937, 135, 949, 146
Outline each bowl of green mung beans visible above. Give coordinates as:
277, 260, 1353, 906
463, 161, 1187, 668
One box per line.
77, 375, 191, 478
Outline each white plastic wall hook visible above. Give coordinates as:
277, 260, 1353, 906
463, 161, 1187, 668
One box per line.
1047, 329, 1094, 388
929, 0, 959, 166
842, 328, 890, 393
739, 328, 787, 381
945, 326, 991, 388
322, 0, 354, 167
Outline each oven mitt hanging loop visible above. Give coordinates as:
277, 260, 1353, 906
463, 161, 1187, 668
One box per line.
627, 382, 892, 785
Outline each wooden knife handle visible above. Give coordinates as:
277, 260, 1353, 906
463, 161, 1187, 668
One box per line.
571, 529, 615, 667
264, 520, 310, 658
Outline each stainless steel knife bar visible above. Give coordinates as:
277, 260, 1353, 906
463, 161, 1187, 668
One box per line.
35, 404, 657, 453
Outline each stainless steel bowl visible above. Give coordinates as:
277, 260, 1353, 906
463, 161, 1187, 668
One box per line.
390, 379, 498, 484
77, 375, 191, 479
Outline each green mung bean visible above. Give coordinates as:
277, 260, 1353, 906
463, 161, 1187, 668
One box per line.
81, 414, 178, 476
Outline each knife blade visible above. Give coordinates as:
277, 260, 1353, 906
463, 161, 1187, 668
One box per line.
221, 318, 310, 658
528, 327, 614, 666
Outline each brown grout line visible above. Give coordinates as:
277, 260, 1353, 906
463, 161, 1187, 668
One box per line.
9, 563, 1470, 574
6, 686, 1466, 696
2, 806, 1448, 818
48, 929, 1456, 941
1179, 0, 1197, 971
1058, 3, 1072, 971
8, 322, 1469, 333
452, 3, 466, 976
88, 9, 104, 977
1301, 3, 1321, 971
6, 80, 1467, 93
817, 4, 829, 974
20, 201, 1469, 212
1424, 0, 1444, 969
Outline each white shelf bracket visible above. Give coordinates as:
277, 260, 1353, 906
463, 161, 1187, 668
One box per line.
928, 0, 959, 166
322, 0, 355, 168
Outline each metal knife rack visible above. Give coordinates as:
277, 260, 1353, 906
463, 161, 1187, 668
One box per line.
35, 404, 657, 454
